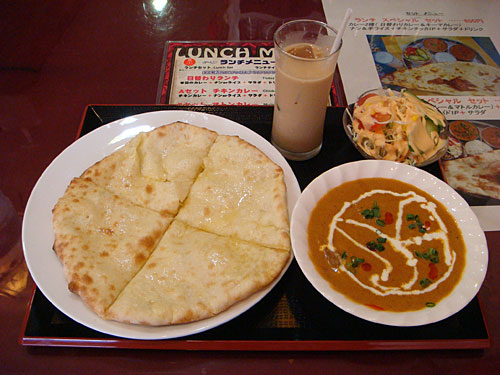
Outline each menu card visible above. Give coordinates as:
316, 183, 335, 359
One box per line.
323, 0, 500, 115
323, 0, 500, 229
156, 41, 346, 107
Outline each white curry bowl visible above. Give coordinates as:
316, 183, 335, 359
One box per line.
290, 160, 488, 326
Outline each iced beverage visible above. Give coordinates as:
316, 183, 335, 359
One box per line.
272, 20, 341, 160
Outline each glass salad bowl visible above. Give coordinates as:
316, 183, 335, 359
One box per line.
342, 88, 449, 167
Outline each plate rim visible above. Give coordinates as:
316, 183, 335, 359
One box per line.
22, 110, 300, 340
290, 159, 489, 326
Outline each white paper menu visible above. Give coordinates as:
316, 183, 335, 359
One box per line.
322, 0, 500, 120
323, 0, 500, 229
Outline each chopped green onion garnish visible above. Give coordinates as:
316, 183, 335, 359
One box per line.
347, 256, 365, 271
361, 209, 373, 218
425, 302, 436, 308
376, 219, 385, 226
420, 278, 432, 288
361, 202, 381, 219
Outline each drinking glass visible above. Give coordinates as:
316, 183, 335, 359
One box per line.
271, 19, 342, 160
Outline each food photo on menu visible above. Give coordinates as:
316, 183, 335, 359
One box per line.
368, 35, 500, 96
440, 119, 500, 206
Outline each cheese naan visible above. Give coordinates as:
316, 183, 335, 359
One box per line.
52, 122, 291, 326
441, 149, 500, 200
52, 177, 172, 316
106, 221, 290, 325
176, 135, 290, 250
82, 122, 217, 215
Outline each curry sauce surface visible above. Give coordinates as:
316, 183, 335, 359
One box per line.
308, 178, 466, 312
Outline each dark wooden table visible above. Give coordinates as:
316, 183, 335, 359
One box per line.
1, 1, 499, 373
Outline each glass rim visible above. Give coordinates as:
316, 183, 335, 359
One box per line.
273, 19, 342, 61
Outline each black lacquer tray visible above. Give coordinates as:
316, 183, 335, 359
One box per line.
20, 105, 490, 350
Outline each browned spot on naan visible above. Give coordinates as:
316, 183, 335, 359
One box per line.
134, 252, 147, 265
178, 309, 194, 323
139, 229, 163, 249
82, 273, 93, 285
68, 281, 79, 293
75, 261, 85, 270
139, 235, 155, 249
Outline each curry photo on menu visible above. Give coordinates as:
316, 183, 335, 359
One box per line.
367, 35, 500, 96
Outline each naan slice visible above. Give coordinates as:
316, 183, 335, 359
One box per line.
381, 62, 500, 96
52, 177, 172, 317
82, 122, 217, 215
139, 121, 218, 183
106, 221, 290, 325
176, 135, 290, 250
441, 149, 500, 200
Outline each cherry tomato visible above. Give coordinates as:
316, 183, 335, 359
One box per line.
384, 212, 394, 225
372, 112, 391, 123
370, 123, 384, 133
362, 263, 372, 271
356, 93, 377, 107
428, 263, 438, 280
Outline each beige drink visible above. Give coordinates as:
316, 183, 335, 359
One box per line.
272, 21, 341, 160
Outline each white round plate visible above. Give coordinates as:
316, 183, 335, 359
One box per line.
291, 159, 488, 326
22, 110, 300, 340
